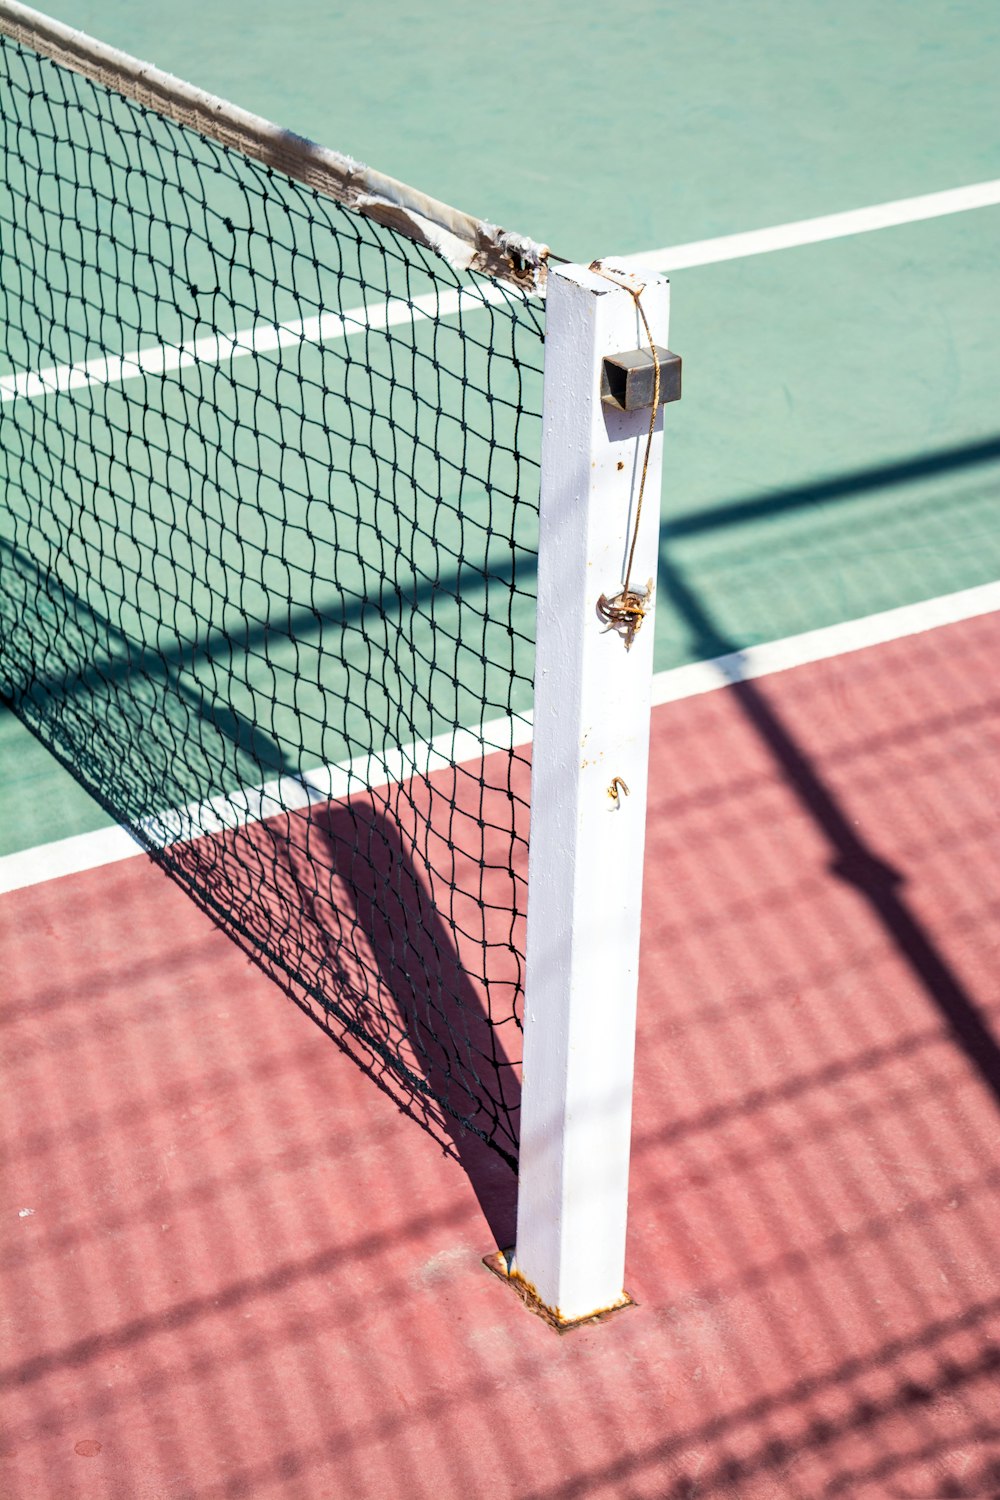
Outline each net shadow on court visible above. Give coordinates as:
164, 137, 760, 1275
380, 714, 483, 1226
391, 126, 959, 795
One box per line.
4, 607, 1000, 1499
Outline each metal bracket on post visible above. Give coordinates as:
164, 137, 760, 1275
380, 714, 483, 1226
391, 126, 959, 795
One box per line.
601, 346, 681, 412
497, 260, 672, 1329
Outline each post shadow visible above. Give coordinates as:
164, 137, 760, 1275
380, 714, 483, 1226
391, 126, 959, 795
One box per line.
164, 699, 522, 1249
297, 793, 521, 1249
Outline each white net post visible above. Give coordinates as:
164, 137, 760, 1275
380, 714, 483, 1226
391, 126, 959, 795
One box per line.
513, 261, 671, 1325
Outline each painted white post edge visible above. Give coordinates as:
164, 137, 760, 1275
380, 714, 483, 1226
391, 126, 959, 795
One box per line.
512, 261, 669, 1324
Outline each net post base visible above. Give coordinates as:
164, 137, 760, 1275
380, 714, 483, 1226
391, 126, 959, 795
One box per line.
482, 1250, 635, 1333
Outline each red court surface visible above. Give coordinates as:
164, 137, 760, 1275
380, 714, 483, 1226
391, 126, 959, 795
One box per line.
3, 611, 1000, 1500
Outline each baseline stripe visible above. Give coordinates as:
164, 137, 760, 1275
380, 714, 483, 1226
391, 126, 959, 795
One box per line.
2, 580, 997, 895
617, 180, 1000, 273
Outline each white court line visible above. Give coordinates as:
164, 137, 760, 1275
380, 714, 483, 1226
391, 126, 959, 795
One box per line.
3, 179, 999, 403
2, 579, 998, 896
0, 281, 512, 404
650, 579, 1000, 703
617, 179, 1000, 272
0, 712, 533, 895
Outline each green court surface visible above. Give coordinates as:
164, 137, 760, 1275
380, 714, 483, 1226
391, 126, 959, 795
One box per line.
2, 0, 999, 857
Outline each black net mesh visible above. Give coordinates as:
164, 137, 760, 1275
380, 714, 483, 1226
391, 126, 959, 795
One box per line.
0, 29, 546, 1167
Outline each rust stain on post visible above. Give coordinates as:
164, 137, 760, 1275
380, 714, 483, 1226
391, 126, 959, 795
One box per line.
482, 1251, 635, 1333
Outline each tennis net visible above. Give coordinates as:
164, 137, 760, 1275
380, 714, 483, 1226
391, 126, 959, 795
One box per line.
0, 2, 550, 1166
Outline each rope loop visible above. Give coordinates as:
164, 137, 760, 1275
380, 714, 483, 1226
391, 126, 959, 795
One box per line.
596, 586, 649, 648
589, 260, 661, 650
